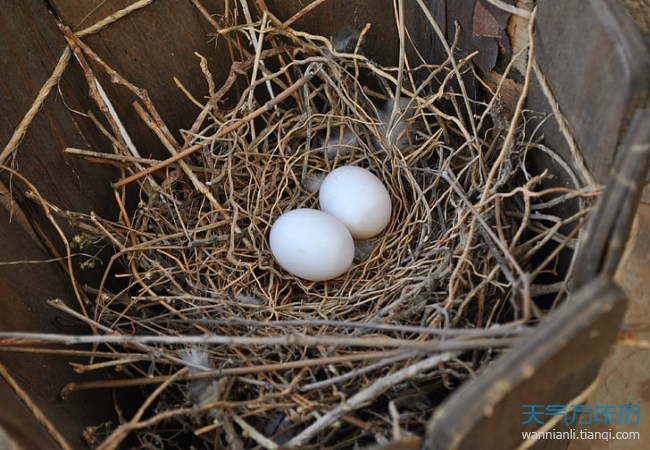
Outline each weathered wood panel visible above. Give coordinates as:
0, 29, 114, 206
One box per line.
0, 3, 118, 216
425, 276, 628, 450
51, 0, 232, 160
0, 1, 125, 288
532, 0, 650, 182
264, 0, 399, 66
0, 3, 123, 447
0, 197, 114, 449
0, 378, 59, 449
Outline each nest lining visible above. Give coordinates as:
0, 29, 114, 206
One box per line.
42, 9, 595, 450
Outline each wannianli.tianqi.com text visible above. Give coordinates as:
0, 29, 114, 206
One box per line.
522, 429, 641, 441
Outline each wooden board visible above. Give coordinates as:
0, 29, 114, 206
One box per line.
0, 3, 121, 446
50, 0, 232, 159
264, 0, 400, 67
425, 276, 628, 450
0, 3, 120, 213
0, 198, 115, 449
531, 0, 650, 182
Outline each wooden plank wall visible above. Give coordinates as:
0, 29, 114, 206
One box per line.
0, 3, 120, 448
532, 0, 650, 182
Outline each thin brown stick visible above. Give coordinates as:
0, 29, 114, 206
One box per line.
485, 0, 533, 19
76, 0, 154, 38
281, 0, 328, 28
63, 147, 207, 174
232, 415, 279, 450
59, 24, 179, 148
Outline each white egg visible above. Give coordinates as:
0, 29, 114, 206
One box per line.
319, 165, 392, 239
269, 208, 354, 281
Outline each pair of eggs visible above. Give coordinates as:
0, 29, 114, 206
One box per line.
269, 165, 391, 281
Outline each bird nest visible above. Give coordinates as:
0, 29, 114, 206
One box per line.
40, 5, 595, 449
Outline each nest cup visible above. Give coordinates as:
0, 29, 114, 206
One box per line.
134, 64, 454, 316
73, 14, 594, 448
1, 1, 648, 449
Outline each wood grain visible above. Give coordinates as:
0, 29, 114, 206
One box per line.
531, 0, 650, 182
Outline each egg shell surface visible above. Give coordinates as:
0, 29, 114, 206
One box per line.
269, 208, 354, 281
319, 166, 392, 239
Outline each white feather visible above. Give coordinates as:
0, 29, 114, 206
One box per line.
318, 129, 358, 158
372, 97, 415, 152
301, 173, 326, 193
180, 347, 211, 372
179, 348, 222, 413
